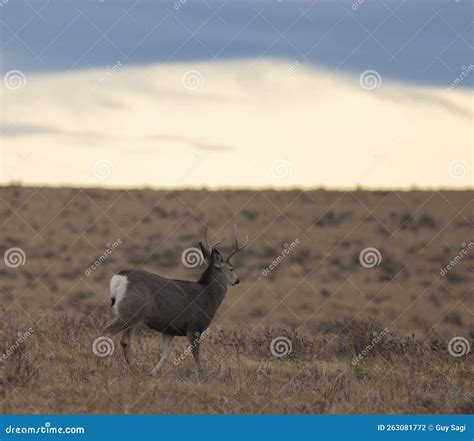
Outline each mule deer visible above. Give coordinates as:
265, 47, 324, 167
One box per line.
103, 226, 247, 376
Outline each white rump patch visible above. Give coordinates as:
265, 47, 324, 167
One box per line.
110, 274, 128, 313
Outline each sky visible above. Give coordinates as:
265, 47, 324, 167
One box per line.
0, 1, 473, 189
1, 0, 473, 86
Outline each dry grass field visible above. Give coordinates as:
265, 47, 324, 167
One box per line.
0, 186, 472, 413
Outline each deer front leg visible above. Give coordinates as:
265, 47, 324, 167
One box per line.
151, 334, 174, 376
120, 327, 134, 365
187, 330, 202, 378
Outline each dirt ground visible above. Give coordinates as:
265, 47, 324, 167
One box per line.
0, 186, 472, 413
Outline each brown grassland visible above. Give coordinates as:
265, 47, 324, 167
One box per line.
0, 186, 472, 413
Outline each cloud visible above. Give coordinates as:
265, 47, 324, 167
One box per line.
1, 59, 471, 189
1, 124, 58, 137
1, 124, 234, 152
375, 89, 473, 120
149, 134, 234, 152
1, 123, 109, 144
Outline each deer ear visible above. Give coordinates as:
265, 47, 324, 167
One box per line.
210, 248, 223, 266
199, 242, 211, 262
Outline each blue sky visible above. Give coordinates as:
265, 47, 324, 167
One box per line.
1, 0, 473, 87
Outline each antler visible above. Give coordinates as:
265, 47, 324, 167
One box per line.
226, 224, 248, 262
204, 225, 226, 250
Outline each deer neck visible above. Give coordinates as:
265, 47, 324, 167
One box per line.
198, 267, 228, 310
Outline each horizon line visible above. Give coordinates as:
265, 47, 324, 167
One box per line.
1, 183, 472, 193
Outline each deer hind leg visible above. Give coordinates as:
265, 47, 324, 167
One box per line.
151, 334, 174, 376
120, 327, 134, 365
187, 330, 202, 378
